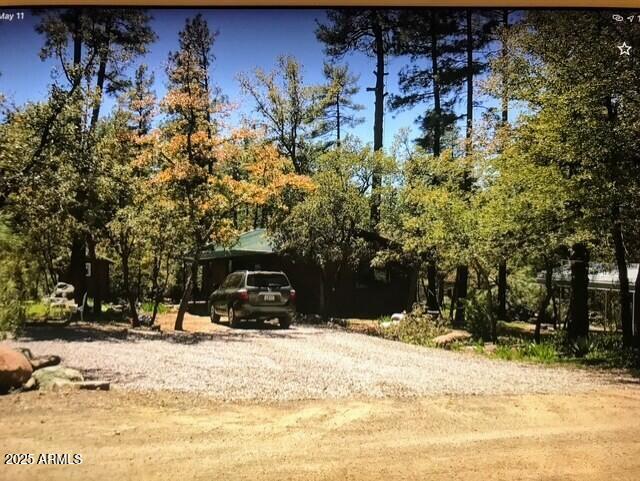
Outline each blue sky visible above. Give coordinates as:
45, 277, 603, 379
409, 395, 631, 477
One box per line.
0, 8, 495, 147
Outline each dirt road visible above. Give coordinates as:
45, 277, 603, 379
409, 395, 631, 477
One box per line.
2, 388, 640, 481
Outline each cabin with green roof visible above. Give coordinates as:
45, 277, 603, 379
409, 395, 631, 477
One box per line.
192, 228, 412, 317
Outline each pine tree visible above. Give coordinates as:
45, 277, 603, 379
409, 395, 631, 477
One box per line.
313, 62, 364, 147
316, 9, 398, 224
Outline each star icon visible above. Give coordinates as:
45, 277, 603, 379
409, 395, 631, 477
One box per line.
617, 42, 632, 56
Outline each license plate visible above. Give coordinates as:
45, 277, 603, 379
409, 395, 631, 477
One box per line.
264, 294, 276, 302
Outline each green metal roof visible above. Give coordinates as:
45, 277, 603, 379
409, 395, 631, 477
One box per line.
198, 228, 274, 261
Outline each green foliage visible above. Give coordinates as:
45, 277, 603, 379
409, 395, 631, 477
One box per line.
581, 334, 640, 369
238, 55, 318, 174
550, 332, 640, 368
0, 221, 35, 333
140, 301, 169, 314
311, 62, 364, 146
503, 269, 544, 321
463, 290, 494, 341
380, 305, 449, 347
494, 341, 559, 364
272, 142, 395, 304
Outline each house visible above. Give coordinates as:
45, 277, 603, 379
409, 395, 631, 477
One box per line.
540, 262, 639, 333
191, 228, 412, 317
60, 255, 113, 308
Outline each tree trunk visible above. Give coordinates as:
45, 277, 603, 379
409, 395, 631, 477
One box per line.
175, 254, 200, 331
497, 260, 507, 319
449, 277, 457, 323
453, 265, 469, 327
90, 51, 108, 131
437, 272, 445, 307
451, 10, 475, 328
87, 239, 101, 318
497, 11, 510, 319
72, 11, 82, 77
465, 9, 473, 154
426, 262, 438, 311
65, 236, 86, 305
425, 15, 443, 314
633, 267, 640, 347
567, 243, 589, 341
430, 12, 442, 157
336, 93, 341, 146
150, 255, 162, 325
535, 263, 553, 344
319, 269, 336, 321
501, 9, 509, 126
370, 17, 385, 225
405, 267, 417, 311
611, 205, 633, 345
122, 253, 139, 328
475, 262, 497, 341
551, 291, 559, 329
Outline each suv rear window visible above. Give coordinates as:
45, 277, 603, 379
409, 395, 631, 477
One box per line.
246, 273, 289, 288
223, 273, 243, 288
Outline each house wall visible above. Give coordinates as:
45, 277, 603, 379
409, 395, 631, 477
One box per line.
199, 254, 411, 318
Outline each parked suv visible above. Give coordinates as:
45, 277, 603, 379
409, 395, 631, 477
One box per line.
208, 270, 296, 329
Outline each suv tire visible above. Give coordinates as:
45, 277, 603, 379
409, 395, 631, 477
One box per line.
228, 306, 241, 328
279, 316, 290, 329
210, 304, 220, 324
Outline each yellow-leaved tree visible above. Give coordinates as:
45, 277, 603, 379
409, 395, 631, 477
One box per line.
145, 15, 313, 330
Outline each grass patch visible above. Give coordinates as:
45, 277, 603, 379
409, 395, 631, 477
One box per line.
488, 332, 640, 369
140, 302, 169, 314
493, 342, 559, 364
25, 301, 75, 321
25, 301, 49, 320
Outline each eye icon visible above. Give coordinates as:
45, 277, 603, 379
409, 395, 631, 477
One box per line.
612, 14, 624, 22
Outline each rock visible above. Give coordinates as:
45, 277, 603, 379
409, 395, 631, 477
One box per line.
77, 381, 110, 391
433, 330, 472, 348
29, 355, 61, 371
15, 349, 62, 371
22, 376, 38, 391
49, 379, 81, 391
32, 366, 84, 390
53, 282, 75, 300
0, 346, 33, 392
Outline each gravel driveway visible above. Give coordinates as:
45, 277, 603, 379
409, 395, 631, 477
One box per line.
4, 323, 621, 401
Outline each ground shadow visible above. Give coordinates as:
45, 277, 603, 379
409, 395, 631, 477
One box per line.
14, 320, 310, 346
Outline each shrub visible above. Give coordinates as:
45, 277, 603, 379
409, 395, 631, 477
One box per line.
505, 268, 544, 322
380, 304, 449, 347
464, 290, 494, 341
0, 221, 34, 333
551, 331, 640, 368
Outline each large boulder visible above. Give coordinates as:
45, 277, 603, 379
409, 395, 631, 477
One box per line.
16, 348, 62, 371
0, 346, 33, 392
32, 365, 84, 390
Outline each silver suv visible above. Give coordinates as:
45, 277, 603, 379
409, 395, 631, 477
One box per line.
208, 271, 296, 328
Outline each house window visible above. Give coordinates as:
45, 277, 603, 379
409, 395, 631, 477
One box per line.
374, 268, 390, 284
